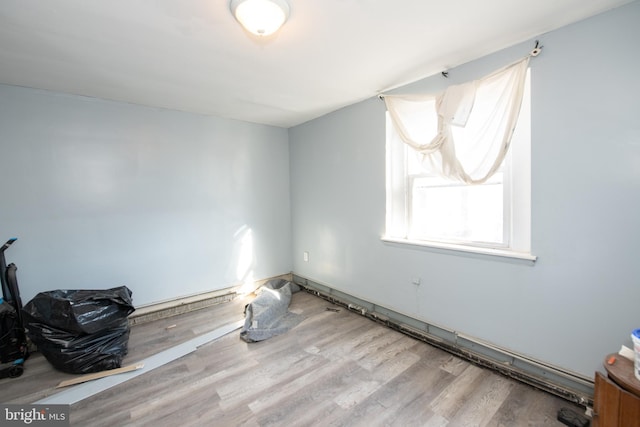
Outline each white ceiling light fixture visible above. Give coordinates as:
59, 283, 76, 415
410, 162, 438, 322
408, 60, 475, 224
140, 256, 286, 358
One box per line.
230, 0, 291, 37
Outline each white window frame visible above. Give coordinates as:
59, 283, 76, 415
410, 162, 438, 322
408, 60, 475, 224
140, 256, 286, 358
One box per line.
383, 71, 535, 262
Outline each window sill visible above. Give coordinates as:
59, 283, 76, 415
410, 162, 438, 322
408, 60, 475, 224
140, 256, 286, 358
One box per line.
381, 236, 537, 262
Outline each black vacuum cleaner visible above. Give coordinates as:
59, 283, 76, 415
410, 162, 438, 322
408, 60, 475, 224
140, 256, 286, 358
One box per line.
0, 238, 29, 378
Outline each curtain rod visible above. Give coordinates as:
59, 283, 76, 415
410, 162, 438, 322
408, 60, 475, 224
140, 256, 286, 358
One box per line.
378, 40, 543, 100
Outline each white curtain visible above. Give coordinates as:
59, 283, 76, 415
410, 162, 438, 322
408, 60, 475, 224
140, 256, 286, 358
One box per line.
384, 57, 530, 184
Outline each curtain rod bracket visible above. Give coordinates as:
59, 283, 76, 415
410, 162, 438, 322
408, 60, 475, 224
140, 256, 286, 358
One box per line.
530, 40, 543, 57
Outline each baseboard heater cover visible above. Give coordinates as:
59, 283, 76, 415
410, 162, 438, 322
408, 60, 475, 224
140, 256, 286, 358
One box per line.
129, 291, 237, 326
129, 273, 293, 326
292, 274, 594, 408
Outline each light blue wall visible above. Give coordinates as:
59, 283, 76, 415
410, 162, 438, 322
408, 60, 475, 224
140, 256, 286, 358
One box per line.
0, 86, 292, 307
289, 1, 640, 378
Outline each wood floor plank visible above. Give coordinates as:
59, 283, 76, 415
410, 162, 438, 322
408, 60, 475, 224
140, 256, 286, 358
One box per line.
429, 364, 489, 420
71, 362, 194, 426
252, 362, 361, 426
371, 359, 453, 410
439, 354, 472, 376
309, 321, 391, 363
370, 347, 421, 383
333, 346, 421, 411
521, 388, 572, 426
340, 345, 453, 426
485, 381, 536, 427
447, 372, 515, 426
216, 350, 325, 411
356, 334, 420, 371
247, 357, 344, 413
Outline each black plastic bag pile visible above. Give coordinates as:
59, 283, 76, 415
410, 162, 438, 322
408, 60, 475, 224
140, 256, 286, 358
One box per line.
22, 286, 135, 374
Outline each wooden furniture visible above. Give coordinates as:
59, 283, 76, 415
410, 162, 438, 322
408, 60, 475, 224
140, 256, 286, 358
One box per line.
593, 353, 640, 427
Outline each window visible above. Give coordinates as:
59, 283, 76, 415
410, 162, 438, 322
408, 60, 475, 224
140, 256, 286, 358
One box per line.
409, 171, 506, 246
384, 69, 533, 260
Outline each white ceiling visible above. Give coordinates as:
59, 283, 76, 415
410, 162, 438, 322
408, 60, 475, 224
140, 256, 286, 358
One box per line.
0, 0, 632, 128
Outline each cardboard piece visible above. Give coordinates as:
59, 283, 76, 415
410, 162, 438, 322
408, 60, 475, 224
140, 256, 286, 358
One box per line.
56, 363, 145, 388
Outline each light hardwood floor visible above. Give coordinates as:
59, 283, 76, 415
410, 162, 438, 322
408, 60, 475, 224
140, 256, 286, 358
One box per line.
1, 290, 585, 426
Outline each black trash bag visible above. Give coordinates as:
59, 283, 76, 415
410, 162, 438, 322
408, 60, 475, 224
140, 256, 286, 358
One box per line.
22, 286, 134, 374
26, 319, 130, 374
22, 286, 134, 335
